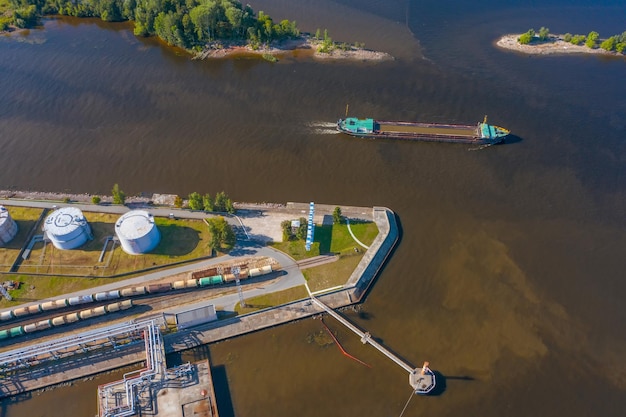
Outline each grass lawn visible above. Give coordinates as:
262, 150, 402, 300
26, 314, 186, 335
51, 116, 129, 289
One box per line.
304, 253, 364, 293
270, 221, 378, 260
234, 285, 309, 314
0, 212, 216, 307
271, 221, 378, 293
18, 213, 212, 276
0, 274, 115, 308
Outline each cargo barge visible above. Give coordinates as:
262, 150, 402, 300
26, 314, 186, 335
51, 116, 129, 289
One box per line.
337, 116, 510, 145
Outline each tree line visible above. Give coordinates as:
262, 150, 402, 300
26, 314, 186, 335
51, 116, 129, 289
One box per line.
518, 27, 626, 53
185, 191, 234, 213
2, 0, 299, 51
100, 184, 235, 215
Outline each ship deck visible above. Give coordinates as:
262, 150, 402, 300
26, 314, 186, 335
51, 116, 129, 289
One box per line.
378, 122, 477, 137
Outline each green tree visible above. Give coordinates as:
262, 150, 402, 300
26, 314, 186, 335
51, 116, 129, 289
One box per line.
188, 192, 204, 210
570, 34, 586, 45
13, 5, 38, 28
214, 191, 226, 212
203, 193, 214, 212
333, 207, 342, 224
563, 33, 572, 42
174, 195, 183, 208
616, 42, 626, 54
213, 191, 233, 212
296, 217, 307, 240
0, 16, 12, 31
92, 195, 101, 204
281, 220, 293, 241
225, 198, 235, 214
207, 216, 236, 251
318, 28, 334, 53
538, 26, 549, 41
600, 36, 616, 52
99, 0, 122, 22
585, 31, 599, 48
518, 28, 535, 45
111, 183, 126, 205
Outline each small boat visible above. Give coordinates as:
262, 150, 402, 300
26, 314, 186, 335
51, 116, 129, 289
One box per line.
337, 115, 510, 145
410, 362, 436, 395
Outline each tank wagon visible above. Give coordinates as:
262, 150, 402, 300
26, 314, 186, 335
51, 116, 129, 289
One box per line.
0, 265, 278, 322
0, 291, 123, 322
0, 300, 133, 341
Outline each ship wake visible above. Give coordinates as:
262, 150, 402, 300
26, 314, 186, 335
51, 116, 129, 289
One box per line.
307, 121, 339, 135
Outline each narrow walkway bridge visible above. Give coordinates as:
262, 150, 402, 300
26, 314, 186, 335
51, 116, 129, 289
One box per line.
307, 284, 434, 393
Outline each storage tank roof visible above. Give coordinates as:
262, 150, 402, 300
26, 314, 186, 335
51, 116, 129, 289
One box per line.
44, 207, 88, 235
116, 210, 156, 239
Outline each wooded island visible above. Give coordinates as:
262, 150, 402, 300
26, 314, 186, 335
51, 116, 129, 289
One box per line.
1, 0, 392, 61
497, 27, 626, 56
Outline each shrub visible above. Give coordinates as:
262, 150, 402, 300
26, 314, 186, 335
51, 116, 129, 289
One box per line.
174, 195, 183, 208
570, 35, 586, 45
518, 29, 535, 45
262, 53, 278, 62
563, 33, 572, 42
188, 192, 203, 210
203, 194, 213, 212
281, 220, 293, 241
92, 196, 101, 204
585, 31, 599, 48
538, 27, 550, 41
600, 36, 616, 52
111, 183, 126, 205
0, 16, 12, 31
333, 207, 342, 224
296, 217, 307, 240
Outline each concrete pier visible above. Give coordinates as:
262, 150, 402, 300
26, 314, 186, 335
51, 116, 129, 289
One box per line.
309, 295, 434, 393
154, 360, 218, 417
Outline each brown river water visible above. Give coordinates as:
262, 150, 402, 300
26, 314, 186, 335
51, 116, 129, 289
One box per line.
0, 0, 625, 416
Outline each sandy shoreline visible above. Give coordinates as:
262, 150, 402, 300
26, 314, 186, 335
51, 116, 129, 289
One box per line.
496, 34, 624, 56
194, 36, 393, 62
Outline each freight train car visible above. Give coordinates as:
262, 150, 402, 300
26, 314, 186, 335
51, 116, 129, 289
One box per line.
198, 275, 224, 287
40, 299, 70, 311
0, 301, 133, 341
0, 263, 278, 324
120, 286, 147, 297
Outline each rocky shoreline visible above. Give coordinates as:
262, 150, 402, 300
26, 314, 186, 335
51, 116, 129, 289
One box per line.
0, 189, 288, 211
496, 34, 624, 56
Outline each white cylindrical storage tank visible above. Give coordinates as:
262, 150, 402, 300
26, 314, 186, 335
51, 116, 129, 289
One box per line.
43, 207, 92, 250
115, 210, 160, 255
0, 206, 18, 246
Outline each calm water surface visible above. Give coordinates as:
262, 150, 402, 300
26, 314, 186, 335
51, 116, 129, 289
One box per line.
0, 1, 625, 416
